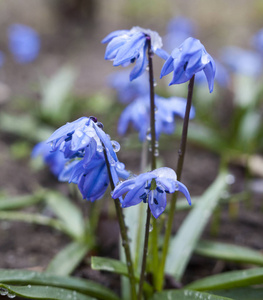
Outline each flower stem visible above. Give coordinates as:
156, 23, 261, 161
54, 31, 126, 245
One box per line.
138, 36, 157, 300
156, 75, 195, 291
103, 148, 137, 300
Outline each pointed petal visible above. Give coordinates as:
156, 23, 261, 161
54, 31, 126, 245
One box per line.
101, 30, 129, 43
177, 181, 191, 205
154, 48, 169, 60
160, 55, 174, 78
149, 190, 167, 218
122, 185, 145, 208
129, 44, 148, 80
203, 56, 216, 93
112, 178, 136, 199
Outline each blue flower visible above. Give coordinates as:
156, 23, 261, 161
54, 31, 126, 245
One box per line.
118, 95, 195, 141
112, 167, 191, 218
252, 28, 263, 54
163, 16, 196, 53
60, 147, 129, 201
102, 26, 168, 81
0, 51, 4, 67
220, 46, 262, 77
8, 24, 40, 63
108, 69, 149, 103
32, 142, 67, 177
160, 37, 216, 93
46, 117, 117, 161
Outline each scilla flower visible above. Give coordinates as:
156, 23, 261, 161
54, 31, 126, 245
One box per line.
46, 116, 117, 161
102, 26, 168, 80
8, 24, 40, 63
118, 95, 195, 141
160, 37, 216, 92
112, 167, 191, 218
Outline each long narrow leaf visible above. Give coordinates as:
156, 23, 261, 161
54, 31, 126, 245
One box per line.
0, 269, 120, 300
0, 284, 94, 300
195, 240, 263, 266
46, 242, 90, 275
0, 211, 71, 236
211, 287, 263, 300
186, 267, 263, 291
151, 289, 233, 300
45, 192, 85, 239
0, 192, 44, 210
165, 171, 228, 280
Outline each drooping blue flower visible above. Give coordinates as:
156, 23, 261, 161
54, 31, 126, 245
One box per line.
112, 167, 191, 218
163, 16, 196, 53
8, 24, 40, 63
32, 141, 67, 177
118, 95, 195, 141
160, 37, 216, 93
59, 145, 129, 202
46, 117, 117, 161
220, 46, 262, 77
102, 26, 168, 81
108, 69, 149, 103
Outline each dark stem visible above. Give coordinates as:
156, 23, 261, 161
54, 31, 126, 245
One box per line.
157, 75, 195, 291
138, 36, 156, 300
103, 148, 137, 300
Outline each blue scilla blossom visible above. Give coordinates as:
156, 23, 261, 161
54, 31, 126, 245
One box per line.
32, 142, 67, 177
112, 167, 191, 218
195, 59, 230, 88
8, 24, 40, 63
59, 142, 129, 201
46, 117, 117, 162
220, 46, 263, 77
163, 16, 196, 53
118, 95, 195, 141
102, 26, 168, 81
0, 51, 4, 67
160, 37, 216, 93
109, 69, 149, 103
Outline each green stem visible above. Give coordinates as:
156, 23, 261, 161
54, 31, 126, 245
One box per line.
138, 35, 157, 300
103, 148, 137, 300
156, 75, 195, 291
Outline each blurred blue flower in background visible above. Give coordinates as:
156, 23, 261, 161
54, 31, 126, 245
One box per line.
32, 142, 67, 177
160, 37, 216, 92
252, 27, 263, 54
220, 46, 263, 77
8, 24, 40, 63
118, 95, 195, 141
0, 51, 4, 67
102, 26, 168, 81
108, 69, 149, 103
112, 167, 191, 218
163, 16, 196, 53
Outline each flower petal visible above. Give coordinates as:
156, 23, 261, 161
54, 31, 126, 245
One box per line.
176, 181, 191, 205
149, 190, 167, 218
122, 185, 145, 208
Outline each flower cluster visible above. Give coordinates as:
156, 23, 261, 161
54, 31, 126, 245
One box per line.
112, 167, 191, 218
102, 26, 168, 80
35, 117, 129, 201
118, 94, 195, 141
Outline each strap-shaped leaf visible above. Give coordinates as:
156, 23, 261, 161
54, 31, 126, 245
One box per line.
0, 192, 44, 210
186, 267, 263, 291
0, 269, 120, 300
195, 240, 263, 266
211, 287, 263, 300
165, 171, 228, 280
151, 289, 233, 300
0, 284, 94, 300
46, 242, 90, 275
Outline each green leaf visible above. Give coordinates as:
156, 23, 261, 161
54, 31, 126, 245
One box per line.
186, 267, 263, 291
45, 192, 85, 239
0, 269, 120, 300
0, 211, 71, 236
46, 242, 90, 276
211, 287, 263, 300
195, 240, 263, 266
40, 66, 76, 122
165, 171, 228, 280
151, 289, 233, 300
91, 256, 153, 294
0, 192, 44, 210
0, 112, 54, 142
0, 283, 94, 300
